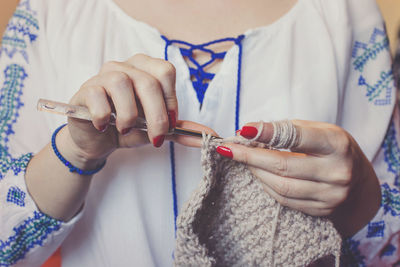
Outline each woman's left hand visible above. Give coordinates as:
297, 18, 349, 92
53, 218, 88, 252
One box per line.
216, 120, 381, 237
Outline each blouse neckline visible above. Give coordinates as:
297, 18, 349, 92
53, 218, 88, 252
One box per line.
103, 0, 304, 42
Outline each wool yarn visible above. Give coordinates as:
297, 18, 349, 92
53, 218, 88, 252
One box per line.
173, 135, 341, 266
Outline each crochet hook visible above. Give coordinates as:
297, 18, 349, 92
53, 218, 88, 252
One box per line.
37, 98, 220, 139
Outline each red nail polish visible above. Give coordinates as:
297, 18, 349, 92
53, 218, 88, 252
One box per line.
216, 146, 233, 159
121, 127, 132, 136
153, 135, 165, 147
168, 110, 176, 129
240, 126, 258, 139
99, 124, 108, 132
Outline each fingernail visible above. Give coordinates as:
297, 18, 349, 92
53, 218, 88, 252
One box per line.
121, 127, 133, 136
240, 126, 258, 139
153, 135, 165, 147
216, 146, 233, 159
236, 130, 241, 135
168, 110, 176, 129
99, 124, 108, 132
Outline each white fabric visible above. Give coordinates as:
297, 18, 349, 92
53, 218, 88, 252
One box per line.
0, 0, 398, 266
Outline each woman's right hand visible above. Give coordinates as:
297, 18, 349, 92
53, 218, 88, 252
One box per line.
57, 54, 178, 169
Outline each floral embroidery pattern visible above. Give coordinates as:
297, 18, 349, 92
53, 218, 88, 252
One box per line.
352, 28, 393, 106
0, 211, 61, 266
6, 186, 26, 207
352, 28, 389, 72
381, 183, 400, 217
0, 0, 39, 63
0, 2, 63, 266
366, 221, 385, 238
0, 64, 32, 180
382, 121, 400, 186
341, 238, 366, 267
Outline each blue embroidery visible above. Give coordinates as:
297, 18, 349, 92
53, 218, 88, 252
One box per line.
380, 244, 396, 257
0, 0, 39, 63
352, 28, 393, 106
341, 238, 366, 267
366, 220, 385, 238
357, 70, 393, 105
352, 28, 389, 72
6, 186, 25, 207
381, 183, 400, 217
0, 211, 61, 266
352, 42, 368, 58
0, 2, 54, 265
0, 64, 32, 180
382, 121, 400, 186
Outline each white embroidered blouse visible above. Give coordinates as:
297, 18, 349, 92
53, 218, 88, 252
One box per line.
0, 0, 399, 266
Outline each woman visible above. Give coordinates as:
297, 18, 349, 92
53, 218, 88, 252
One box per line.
0, 0, 398, 266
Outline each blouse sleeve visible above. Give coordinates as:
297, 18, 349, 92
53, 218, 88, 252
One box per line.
0, 1, 82, 266
319, 0, 400, 265
343, 107, 400, 266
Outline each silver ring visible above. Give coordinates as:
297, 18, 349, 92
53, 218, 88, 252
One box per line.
267, 120, 299, 149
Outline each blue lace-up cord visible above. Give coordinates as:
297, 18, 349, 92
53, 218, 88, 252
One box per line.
162, 35, 244, 108
234, 35, 245, 131
162, 34, 245, 235
162, 40, 179, 235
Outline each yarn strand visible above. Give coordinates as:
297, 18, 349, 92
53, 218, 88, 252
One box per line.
269, 203, 281, 266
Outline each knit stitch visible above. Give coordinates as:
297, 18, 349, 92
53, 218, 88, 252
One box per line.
174, 135, 341, 266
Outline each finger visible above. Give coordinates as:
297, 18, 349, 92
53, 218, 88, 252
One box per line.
167, 120, 219, 148
118, 130, 149, 148
261, 183, 331, 216
100, 61, 169, 146
130, 70, 169, 146
82, 86, 112, 131
128, 54, 178, 128
240, 120, 340, 155
216, 143, 325, 181
97, 71, 139, 135
70, 83, 112, 132
249, 166, 327, 201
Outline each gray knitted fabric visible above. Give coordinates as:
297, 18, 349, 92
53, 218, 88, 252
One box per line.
174, 135, 342, 267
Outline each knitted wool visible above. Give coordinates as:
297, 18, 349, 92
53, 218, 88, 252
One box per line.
174, 135, 342, 267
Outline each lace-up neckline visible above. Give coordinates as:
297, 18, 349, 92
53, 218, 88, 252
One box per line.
162, 35, 244, 108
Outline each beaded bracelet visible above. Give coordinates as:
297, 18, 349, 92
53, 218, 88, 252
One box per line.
51, 124, 106, 175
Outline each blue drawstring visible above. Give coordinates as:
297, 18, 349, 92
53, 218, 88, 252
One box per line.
163, 41, 179, 236
162, 34, 245, 236
234, 35, 245, 131
169, 141, 178, 234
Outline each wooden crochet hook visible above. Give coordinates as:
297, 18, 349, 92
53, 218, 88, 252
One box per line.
37, 98, 221, 139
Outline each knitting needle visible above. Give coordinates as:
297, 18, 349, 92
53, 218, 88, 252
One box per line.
37, 98, 221, 139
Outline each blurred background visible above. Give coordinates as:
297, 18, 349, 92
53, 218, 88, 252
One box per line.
378, 0, 400, 55
0, 0, 399, 54
1, 0, 19, 37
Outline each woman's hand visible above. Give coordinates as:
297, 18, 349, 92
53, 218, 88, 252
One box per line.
58, 54, 178, 170
26, 54, 216, 221
216, 120, 381, 237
